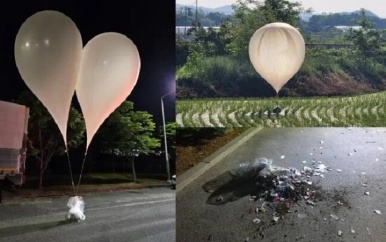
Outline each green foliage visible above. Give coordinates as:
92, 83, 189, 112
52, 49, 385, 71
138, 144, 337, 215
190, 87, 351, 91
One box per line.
15, 90, 85, 188
226, 0, 305, 57
305, 9, 386, 33
176, 6, 229, 26
16, 90, 85, 157
345, 9, 384, 60
97, 101, 161, 156
177, 55, 274, 97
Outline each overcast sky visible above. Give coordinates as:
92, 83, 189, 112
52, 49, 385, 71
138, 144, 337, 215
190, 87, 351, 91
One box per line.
176, 0, 386, 18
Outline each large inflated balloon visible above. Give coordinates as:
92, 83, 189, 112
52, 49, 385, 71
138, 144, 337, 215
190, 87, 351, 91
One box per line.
76, 32, 141, 151
15, 10, 82, 147
249, 22, 305, 94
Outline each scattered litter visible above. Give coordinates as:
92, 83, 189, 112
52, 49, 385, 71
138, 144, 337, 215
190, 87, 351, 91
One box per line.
374, 210, 382, 215
280, 155, 285, 159
315, 164, 328, 173
353, 170, 356, 174
365, 192, 370, 196
323, 218, 326, 221
301, 160, 307, 164
249, 196, 256, 201
255, 208, 259, 213
367, 227, 371, 235
320, 174, 325, 178
363, 183, 368, 187
337, 201, 343, 205
351, 229, 355, 234
306, 181, 313, 185
330, 214, 339, 220
320, 141, 324, 144
319, 147, 323, 149
304, 166, 313, 172
338, 230, 342, 236
375, 158, 379, 162
272, 216, 279, 223
361, 172, 366, 175
336, 169, 342, 173
305, 200, 315, 206
298, 214, 307, 219
310, 153, 313, 156
253, 218, 261, 224
348, 153, 353, 156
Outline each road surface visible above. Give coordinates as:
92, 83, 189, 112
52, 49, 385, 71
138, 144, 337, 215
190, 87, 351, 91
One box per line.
0, 188, 175, 242
177, 128, 386, 242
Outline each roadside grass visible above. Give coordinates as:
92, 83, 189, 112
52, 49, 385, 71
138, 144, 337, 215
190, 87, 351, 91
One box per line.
176, 91, 386, 127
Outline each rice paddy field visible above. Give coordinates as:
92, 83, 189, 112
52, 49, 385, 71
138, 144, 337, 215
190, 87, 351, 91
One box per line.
176, 91, 386, 127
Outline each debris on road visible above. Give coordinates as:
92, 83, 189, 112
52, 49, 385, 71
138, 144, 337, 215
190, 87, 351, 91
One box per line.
374, 210, 382, 215
330, 214, 339, 220
253, 218, 261, 224
338, 230, 343, 236
364, 191, 370, 196
298, 214, 307, 219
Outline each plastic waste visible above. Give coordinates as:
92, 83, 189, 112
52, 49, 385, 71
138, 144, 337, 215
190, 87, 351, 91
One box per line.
253, 218, 261, 224
330, 214, 339, 220
66, 196, 86, 222
338, 230, 342, 236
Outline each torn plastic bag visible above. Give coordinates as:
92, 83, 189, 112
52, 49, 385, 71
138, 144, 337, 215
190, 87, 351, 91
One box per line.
66, 196, 86, 222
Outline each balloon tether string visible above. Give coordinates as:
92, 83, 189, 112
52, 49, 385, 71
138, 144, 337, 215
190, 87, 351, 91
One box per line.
65, 148, 76, 196
76, 152, 87, 195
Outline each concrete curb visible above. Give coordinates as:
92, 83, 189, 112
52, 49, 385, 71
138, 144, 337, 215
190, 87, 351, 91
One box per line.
176, 127, 263, 193
0, 182, 171, 205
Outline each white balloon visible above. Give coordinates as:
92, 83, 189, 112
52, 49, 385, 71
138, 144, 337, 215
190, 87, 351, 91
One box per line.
14, 10, 82, 147
76, 32, 141, 151
249, 22, 305, 94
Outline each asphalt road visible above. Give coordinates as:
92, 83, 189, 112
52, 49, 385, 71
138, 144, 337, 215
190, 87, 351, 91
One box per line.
0, 188, 175, 242
177, 128, 386, 242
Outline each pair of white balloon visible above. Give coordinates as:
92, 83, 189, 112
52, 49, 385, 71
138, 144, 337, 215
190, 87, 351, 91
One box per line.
14, 10, 141, 152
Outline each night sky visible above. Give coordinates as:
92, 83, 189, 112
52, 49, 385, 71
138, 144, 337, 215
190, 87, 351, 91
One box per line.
0, 0, 176, 126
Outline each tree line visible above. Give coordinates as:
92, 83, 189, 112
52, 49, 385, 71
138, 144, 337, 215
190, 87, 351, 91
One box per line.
15, 90, 176, 189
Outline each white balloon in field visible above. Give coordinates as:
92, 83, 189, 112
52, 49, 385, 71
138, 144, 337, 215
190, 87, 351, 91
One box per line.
248, 22, 305, 94
76, 32, 141, 151
14, 10, 83, 147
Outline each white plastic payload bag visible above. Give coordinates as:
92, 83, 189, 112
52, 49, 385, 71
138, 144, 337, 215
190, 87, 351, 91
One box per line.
65, 196, 86, 222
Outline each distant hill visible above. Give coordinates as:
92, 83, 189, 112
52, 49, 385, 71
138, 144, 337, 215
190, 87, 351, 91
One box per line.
176, 4, 381, 22
176, 4, 233, 15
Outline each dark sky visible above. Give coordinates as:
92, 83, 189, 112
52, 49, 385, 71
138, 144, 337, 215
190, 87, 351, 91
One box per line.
0, 0, 175, 126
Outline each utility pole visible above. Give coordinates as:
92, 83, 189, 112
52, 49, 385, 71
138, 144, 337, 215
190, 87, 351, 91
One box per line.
195, 0, 198, 24
185, 5, 187, 36
161, 91, 174, 182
